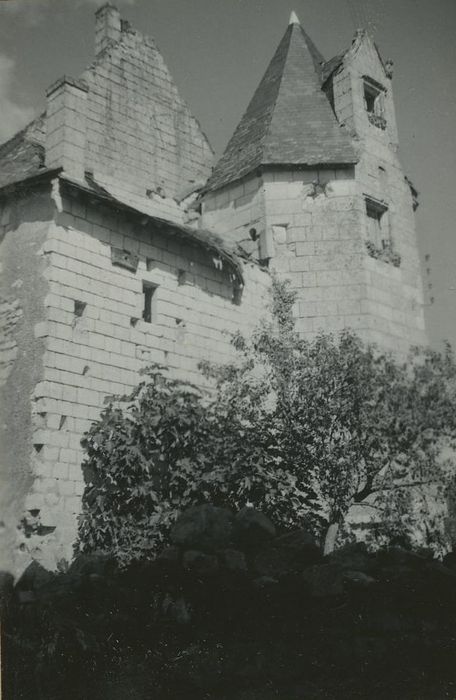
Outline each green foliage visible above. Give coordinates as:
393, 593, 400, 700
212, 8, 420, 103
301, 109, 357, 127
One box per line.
77, 278, 456, 562
77, 369, 213, 563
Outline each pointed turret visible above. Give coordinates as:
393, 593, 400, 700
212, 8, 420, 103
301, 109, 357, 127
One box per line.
206, 16, 356, 191
289, 10, 300, 25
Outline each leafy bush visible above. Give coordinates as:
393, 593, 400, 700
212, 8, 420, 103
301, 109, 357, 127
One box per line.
77, 280, 456, 563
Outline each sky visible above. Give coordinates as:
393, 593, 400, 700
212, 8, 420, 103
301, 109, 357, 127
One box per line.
0, 0, 455, 350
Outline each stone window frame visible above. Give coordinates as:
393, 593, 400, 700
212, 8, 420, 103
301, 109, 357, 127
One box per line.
364, 195, 401, 267
362, 76, 387, 129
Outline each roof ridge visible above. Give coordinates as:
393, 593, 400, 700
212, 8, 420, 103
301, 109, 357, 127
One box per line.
257, 23, 294, 163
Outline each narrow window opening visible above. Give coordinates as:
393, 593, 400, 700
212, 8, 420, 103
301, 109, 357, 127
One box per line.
74, 300, 86, 317
363, 78, 386, 129
232, 282, 243, 306
142, 282, 157, 323
364, 84, 378, 114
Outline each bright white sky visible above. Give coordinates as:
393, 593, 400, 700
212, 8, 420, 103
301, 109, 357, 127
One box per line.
0, 0, 455, 350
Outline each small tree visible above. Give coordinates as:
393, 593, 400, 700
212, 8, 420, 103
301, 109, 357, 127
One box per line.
77, 280, 456, 561
77, 359, 316, 563
205, 279, 456, 553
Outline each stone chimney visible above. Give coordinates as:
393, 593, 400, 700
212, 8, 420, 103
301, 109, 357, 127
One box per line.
95, 3, 121, 55
45, 76, 88, 181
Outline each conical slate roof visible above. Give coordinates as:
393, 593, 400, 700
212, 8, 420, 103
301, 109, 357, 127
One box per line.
206, 14, 356, 191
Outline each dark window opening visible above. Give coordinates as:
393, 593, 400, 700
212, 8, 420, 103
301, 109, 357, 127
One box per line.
365, 197, 389, 249
364, 84, 378, 113
363, 78, 386, 128
142, 282, 157, 323
74, 300, 86, 317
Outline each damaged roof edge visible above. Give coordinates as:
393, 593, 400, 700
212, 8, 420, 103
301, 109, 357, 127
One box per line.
0, 169, 244, 286
58, 175, 244, 285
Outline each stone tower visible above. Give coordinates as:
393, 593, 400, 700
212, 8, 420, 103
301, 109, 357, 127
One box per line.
202, 13, 426, 352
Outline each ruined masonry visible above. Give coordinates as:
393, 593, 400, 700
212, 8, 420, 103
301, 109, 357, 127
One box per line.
0, 5, 426, 574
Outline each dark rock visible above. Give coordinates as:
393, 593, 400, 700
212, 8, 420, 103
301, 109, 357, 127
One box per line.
301, 563, 344, 597
183, 549, 219, 575
221, 548, 248, 572
254, 529, 320, 577
170, 504, 233, 552
325, 542, 372, 573
69, 551, 116, 577
233, 507, 276, 549
16, 560, 55, 591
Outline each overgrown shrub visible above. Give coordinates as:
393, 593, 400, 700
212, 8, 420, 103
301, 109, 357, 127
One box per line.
77, 280, 456, 563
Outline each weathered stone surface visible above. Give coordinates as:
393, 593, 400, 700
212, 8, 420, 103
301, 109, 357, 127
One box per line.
233, 507, 276, 549
171, 505, 234, 553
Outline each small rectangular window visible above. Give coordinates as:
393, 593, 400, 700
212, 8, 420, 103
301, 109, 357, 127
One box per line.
142, 282, 157, 323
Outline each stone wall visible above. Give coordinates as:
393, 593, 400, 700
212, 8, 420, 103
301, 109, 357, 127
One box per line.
0, 190, 54, 575
329, 31, 426, 350
43, 4, 213, 225
203, 39, 426, 354
261, 167, 370, 339
202, 174, 266, 260
86, 8, 213, 204
0, 184, 270, 574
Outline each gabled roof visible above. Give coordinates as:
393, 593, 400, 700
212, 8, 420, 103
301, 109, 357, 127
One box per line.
206, 15, 356, 192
